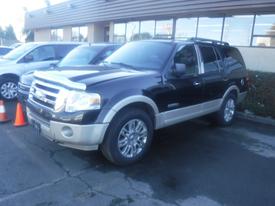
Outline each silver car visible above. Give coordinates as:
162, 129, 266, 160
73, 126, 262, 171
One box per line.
0, 42, 80, 100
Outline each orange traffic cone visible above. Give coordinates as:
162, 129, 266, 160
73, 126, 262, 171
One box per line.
14, 102, 27, 127
0, 100, 9, 123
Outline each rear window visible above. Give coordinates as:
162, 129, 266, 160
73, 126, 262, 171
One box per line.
222, 47, 245, 70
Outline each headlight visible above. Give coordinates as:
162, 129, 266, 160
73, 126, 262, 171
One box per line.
64, 91, 101, 113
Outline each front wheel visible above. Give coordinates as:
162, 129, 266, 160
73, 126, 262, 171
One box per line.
214, 93, 237, 126
100, 108, 154, 165
0, 79, 18, 101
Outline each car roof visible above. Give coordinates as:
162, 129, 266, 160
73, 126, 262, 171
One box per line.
137, 38, 230, 47
78, 43, 121, 47
24, 42, 82, 46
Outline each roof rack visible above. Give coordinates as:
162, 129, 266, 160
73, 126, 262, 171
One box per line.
189, 37, 230, 46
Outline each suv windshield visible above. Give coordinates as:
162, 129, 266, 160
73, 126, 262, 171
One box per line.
2, 43, 37, 61
58, 46, 104, 67
104, 41, 173, 70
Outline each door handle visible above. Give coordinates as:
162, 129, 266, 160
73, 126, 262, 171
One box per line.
193, 81, 201, 86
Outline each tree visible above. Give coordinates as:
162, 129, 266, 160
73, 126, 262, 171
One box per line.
4, 25, 17, 41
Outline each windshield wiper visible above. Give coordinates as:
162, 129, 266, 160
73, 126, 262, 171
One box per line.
105, 61, 137, 70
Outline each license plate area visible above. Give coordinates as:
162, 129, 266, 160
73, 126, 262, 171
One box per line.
31, 120, 41, 134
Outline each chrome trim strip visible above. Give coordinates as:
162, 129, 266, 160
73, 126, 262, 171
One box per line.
34, 79, 66, 91
34, 71, 86, 90
32, 85, 58, 98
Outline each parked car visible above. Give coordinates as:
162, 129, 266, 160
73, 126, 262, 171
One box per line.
0, 42, 80, 100
18, 43, 120, 105
26, 38, 248, 165
0, 46, 12, 57
9, 43, 23, 49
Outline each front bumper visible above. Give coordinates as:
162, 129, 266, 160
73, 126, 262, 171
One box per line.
26, 108, 109, 151
17, 82, 30, 106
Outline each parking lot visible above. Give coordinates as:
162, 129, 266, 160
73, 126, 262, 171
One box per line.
0, 101, 274, 206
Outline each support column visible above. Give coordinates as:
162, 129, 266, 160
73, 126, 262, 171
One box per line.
63, 26, 72, 41
109, 22, 114, 43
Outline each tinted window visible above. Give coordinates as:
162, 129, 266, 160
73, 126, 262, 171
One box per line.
27, 45, 55, 62
58, 46, 103, 67
222, 47, 245, 70
199, 45, 219, 73
54, 45, 78, 60
174, 45, 198, 75
2, 43, 37, 61
104, 41, 173, 70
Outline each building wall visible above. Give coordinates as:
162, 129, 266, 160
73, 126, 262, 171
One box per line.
238, 47, 275, 72
34, 29, 51, 42
25, 0, 275, 30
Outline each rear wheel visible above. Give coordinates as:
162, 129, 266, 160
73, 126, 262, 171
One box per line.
0, 78, 18, 101
101, 108, 153, 165
214, 93, 237, 126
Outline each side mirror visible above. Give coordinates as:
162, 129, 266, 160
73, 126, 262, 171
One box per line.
173, 63, 186, 76
24, 54, 33, 63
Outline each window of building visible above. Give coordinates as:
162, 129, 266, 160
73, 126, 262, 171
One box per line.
126, 22, 140, 41
199, 45, 219, 73
175, 18, 198, 39
223, 15, 254, 46
72, 26, 88, 42
197, 17, 223, 41
252, 14, 275, 47
155, 19, 173, 39
51, 29, 63, 41
140, 20, 155, 40
114, 23, 126, 43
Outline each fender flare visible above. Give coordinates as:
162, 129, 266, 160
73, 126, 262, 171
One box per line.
102, 95, 159, 124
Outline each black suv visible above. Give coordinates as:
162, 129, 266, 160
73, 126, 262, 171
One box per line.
26, 38, 248, 165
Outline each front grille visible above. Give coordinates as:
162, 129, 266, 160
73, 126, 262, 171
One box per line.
29, 80, 63, 111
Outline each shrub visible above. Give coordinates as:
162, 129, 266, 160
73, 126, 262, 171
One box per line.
238, 70, 275, 119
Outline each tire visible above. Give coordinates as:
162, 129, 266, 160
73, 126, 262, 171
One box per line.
213, 93, 237, 126
0, 78, 18, 101
100, 108, 154, 165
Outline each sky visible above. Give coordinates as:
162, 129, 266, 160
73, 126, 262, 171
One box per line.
0, 0, 67, 41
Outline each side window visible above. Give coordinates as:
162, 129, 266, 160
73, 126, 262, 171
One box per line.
27, 46, 55, 62
54, 45, 78, 60
174, 45, 198, 76
199, 45, 219, 73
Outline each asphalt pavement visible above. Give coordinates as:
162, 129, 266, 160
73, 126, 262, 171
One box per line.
0, 101, 275, 206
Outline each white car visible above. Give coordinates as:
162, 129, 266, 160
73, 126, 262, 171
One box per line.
0, 42, 80, 100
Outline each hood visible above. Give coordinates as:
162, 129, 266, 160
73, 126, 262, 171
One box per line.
0, 58, 14, 65
34, 65, 159, 88
20, 71, 35, 86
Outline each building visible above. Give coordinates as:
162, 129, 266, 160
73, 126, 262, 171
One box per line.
25, 0, 275, 72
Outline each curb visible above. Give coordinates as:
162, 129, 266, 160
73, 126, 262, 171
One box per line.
236, 112, 275, 127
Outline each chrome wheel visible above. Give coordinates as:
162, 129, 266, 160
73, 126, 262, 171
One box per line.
224, 98, 235, 122
1, 81, 18, 100
118, 119, 148, 158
